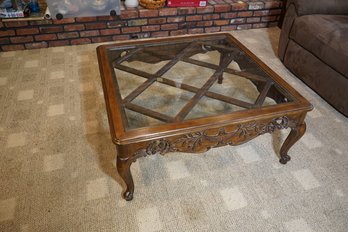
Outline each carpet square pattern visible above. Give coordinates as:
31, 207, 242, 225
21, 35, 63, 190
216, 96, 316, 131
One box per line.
0, 28, 347, 232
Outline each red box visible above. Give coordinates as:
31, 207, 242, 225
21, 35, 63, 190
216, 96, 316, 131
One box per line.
167, 0, 207, 7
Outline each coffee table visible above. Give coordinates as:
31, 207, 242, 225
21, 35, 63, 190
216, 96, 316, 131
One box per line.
97, 33, 313, 201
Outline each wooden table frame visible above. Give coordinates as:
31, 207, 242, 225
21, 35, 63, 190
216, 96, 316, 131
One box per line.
97, 33, 313, 201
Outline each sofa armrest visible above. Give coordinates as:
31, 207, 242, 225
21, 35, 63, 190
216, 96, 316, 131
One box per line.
278, 0, 348, 61
278, 3, 297, 61
287, 0, 348, 16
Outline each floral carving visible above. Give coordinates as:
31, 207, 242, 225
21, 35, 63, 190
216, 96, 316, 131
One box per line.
132, 139, 175, 161
132, 116, 297, 160
146, 139, 173, 155
258, 116, 290, 134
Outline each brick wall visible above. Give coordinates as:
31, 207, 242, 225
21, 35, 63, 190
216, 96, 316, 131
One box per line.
0, 0, 283, 52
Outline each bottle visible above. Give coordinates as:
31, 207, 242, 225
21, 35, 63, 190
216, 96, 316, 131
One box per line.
29, 0, 40, 13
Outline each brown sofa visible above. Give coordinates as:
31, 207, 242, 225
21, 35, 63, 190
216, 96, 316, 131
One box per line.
278, 0, 348, 117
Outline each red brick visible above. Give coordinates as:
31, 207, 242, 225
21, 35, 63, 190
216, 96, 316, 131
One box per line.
179, 22, 196, 29
151, 31, 169, 38
76, 17, 97, 22
188, 28, 204, 34
231, 2, 248, 11
25, 42, 48, 49
253, 10, 270, 17
269, 21, 279, 27
264, 1, 280, 9
71, 38, 91, 45
16, 28, 39, 35
221, 12, 237, 19
64, 24, 85, 31
161, 24, 178, 30
10, 36, 33, 43
122, 27, 141, 34
30, 20, 52, 26
196, 6, 214, 14
85, 22, 106, 30
279, 1, 284, 7
100, 28, 120, 35
107, 21, 126, 28
262, 16, 277, 22
205, 27, 220, 33
237, 24, 252, 30
247, 17, 261, 23
91, 36, 113, 43
112, 35, 130, 41
0, 37, 10, 45
120, 10, 138, 19
221, 25, 237, 31
167, 16, 185, 23
142, 25, 160, 32
270, 9, 282, 15
214, 4, 231, 13
4, 21, 28, 27
2, 44, 25, 51
186, 15, 203, 21
238, 11, 253, 17
177, 7, 196, 15
170, 29, 187, 36
48, 40, 70, 47
53, 18, 76, 24
159, 8, 177, 16
80, 30, 100, 37
214, 20, 229, 26
149, 18, 166, 24
57, 32, 79, 39
203, 14, 219, 20
35, 34, 57, 41
96, 16, 117, 21
0, 30, 15, 37
39, 26, 63, 33
197, 21, 213, 27
139, 9, 159, 18
252, 23, 268, 28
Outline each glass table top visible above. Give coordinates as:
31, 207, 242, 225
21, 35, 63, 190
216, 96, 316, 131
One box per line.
106, 35, 294, 130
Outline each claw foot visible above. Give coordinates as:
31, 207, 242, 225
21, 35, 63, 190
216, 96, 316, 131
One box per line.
279, 122, 306, 165
123, 191, 134, 201
279, 154, 291, 164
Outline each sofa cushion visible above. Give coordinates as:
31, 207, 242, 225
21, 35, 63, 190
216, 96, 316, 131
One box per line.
290, 14, 348, 78
287, 0, 348, 16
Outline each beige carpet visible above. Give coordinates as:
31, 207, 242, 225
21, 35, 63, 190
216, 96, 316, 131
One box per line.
0, 27, 347, 232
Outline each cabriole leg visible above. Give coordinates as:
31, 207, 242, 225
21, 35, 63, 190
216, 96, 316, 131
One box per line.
117, 156, 134, 201
279, 122, 306, 164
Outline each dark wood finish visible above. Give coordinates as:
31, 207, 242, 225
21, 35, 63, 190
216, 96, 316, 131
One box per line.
280, 121, 306, 164
116, 156, 134, 201
115, 47, 143, 64
174, 52, 234, 121
125, 102, 175, 123
182, 58, 267, 82
113, 63, 254, 109
97, 33, 313, 201
255, 80, 274, 107
122, 42, 197, 104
